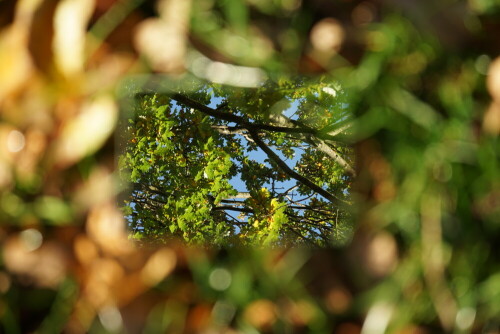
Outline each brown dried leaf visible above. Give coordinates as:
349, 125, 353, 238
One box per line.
86, 202, 132, 256
74, 235, 99, 267
325, 286, 352, 314
3, 235, 68, 288
483, 102, 500, 136
140, 247, 177, 286
84, 258, 124, 308
243, 299, 277, 329
487, 56, 500, 101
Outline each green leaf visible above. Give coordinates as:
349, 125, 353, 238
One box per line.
34, 197, 73, 224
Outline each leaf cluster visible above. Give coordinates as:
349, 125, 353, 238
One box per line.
119, 78, 355, 246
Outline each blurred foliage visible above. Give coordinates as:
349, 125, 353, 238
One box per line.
0, 0, 499, 333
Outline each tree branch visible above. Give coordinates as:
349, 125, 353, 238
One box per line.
247, 129, 346, 205
212, 206, 254, 213
170, 93, 334, 138
168, 93, 350, 204
227, 192, 251, 199
270, 113, 356, 177
211, 125, 246, 135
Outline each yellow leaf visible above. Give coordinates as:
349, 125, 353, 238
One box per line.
0, 26, 33, 101
54, 95, 117, 167
53, 0, 95, 77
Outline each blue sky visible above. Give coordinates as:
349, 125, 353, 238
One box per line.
206, 95, 302, 196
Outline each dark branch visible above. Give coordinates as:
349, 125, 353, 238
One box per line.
171, 93, 355, 176
169, 93, 337, 139
167, 93, 351, 205
212, 206, 254, 214
247, 129, 346, 205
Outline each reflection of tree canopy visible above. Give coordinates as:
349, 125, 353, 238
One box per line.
119, 78, 355, 246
